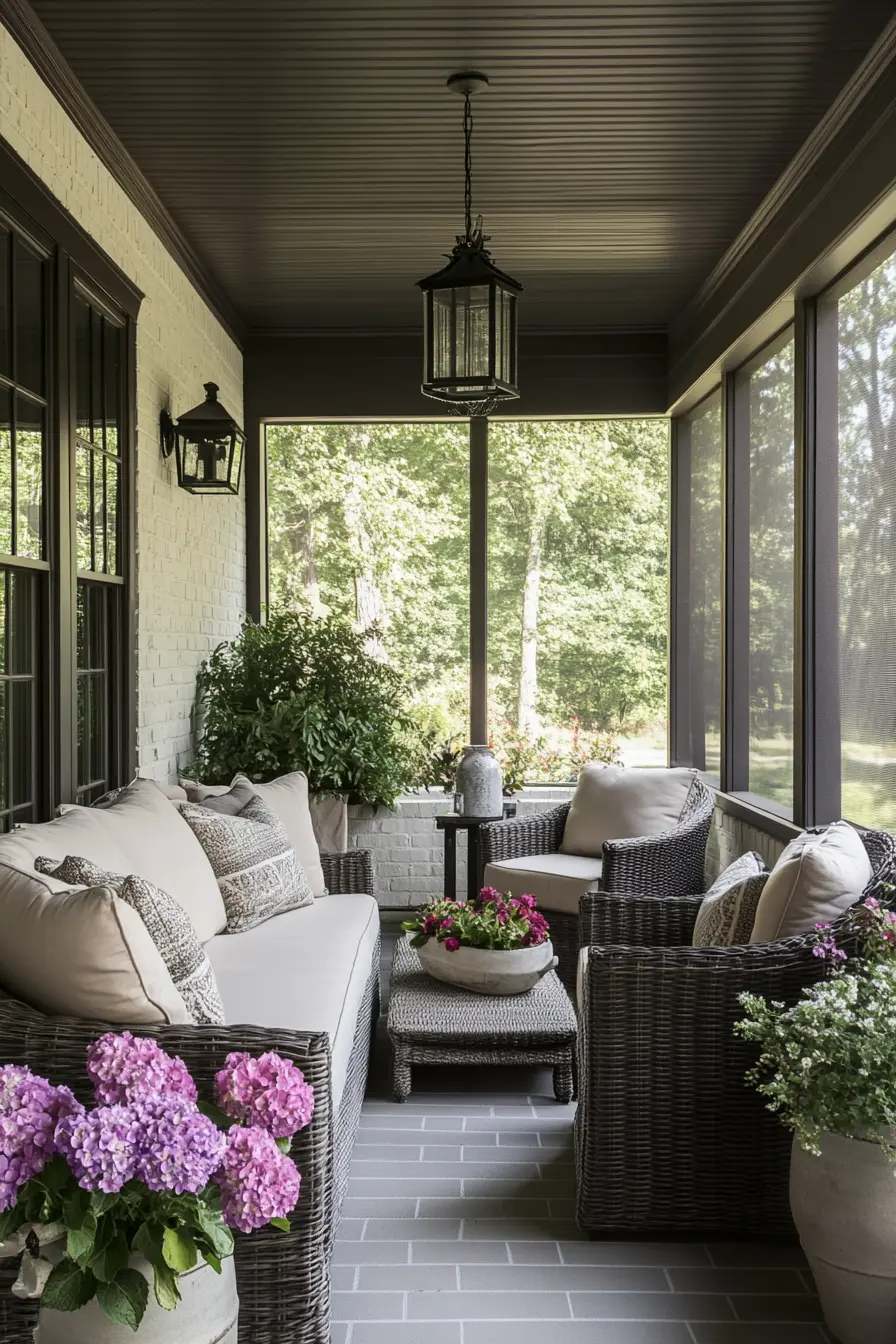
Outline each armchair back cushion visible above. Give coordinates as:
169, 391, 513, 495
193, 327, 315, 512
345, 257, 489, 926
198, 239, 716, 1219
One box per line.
750, 821, 872, 942
0, 862, 190, 1023
182, 772, 326, 896
560, 766, 697, 859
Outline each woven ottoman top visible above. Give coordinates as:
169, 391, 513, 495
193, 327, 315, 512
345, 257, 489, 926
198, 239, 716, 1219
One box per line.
388, 936, 577, 1046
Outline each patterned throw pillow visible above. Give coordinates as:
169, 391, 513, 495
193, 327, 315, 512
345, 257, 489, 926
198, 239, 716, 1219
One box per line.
177, 796, 313, 933
34, 855, 225, 1025
692, 851, 769, 948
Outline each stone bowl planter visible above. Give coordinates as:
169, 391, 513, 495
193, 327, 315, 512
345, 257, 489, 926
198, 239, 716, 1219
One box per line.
415, 934, 558, 995
38, 1255, 238, 1344
790, 1131, 896, 1344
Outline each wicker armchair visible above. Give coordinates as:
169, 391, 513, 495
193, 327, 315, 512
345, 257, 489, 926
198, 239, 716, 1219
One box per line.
480, 776, 714, 985
0, 849, 377, 1344
574, 827, 896, 1238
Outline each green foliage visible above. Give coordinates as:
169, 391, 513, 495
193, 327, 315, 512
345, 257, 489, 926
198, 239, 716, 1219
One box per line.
265, 420, 669, 751
735, 897, 896, 1159
190, 609, 423, 806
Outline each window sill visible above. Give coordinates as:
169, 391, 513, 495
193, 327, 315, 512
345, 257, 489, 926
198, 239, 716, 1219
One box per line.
710, 788, 803, 843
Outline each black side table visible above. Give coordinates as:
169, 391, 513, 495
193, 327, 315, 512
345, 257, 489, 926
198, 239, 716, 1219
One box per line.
435, 813, 503, 903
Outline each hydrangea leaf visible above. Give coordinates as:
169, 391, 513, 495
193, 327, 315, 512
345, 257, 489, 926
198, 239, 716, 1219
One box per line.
91, 1227, 130, 1285
42, 1260, 97, 1312
66, 1211, 97, 1268
162, 1225, 197, 1273
96, 1267, 148, 1332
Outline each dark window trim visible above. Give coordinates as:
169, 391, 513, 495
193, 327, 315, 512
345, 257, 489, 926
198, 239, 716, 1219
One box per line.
1, 168, 138, 815
712, 787, 802, 845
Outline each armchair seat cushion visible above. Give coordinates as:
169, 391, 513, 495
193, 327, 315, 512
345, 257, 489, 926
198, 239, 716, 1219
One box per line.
483, 852, 603, 915
204, 892, 379, 1110
559, 765, 697, 858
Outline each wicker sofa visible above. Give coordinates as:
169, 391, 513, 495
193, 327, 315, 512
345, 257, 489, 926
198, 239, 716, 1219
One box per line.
481, 774, 714, 985
574, 826, 896, 1238
0, 787, 378, 1344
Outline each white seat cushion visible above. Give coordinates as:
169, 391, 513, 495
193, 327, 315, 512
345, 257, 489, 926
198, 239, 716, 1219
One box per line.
483, 853, 603, 916
204, 893, 379, 1110
560, 765, 696, 858
56, 778, 226, 941
750, 821, 872, 942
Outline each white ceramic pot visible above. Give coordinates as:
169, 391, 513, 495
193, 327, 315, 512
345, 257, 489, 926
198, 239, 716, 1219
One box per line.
38, 1255, 238, 1344
415, 934, 558, 995
790, 1132, 896, 1344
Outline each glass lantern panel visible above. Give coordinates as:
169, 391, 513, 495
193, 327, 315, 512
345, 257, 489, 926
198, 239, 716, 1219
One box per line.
431, 285, 491, 389
499, 290, 515, 385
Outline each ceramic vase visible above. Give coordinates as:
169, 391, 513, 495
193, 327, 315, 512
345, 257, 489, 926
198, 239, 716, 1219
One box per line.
455, 745, 502, 818
416, 934, 557, 995
38, 1255, 238, 1344
790, 1132, 896, 1344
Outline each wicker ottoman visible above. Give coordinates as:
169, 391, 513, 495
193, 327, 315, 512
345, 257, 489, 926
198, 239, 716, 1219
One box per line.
387, 936, 578, 1102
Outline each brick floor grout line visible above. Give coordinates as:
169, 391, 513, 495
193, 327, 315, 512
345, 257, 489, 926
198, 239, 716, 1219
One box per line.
685, 1326, 699, 1344
662, 1267, 675, 1293
727, 1292, 740, 1321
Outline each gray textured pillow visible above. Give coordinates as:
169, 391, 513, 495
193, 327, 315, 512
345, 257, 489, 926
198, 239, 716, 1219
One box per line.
177, 796, 313, 933
692, 852, 769, 948
34, 855, 225, 1025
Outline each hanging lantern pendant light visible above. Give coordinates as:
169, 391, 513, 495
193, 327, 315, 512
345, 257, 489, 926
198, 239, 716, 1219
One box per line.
417, 71, 523, 417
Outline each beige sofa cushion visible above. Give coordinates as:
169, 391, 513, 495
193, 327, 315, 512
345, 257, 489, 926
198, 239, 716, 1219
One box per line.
58, 778, 226, 940
0, 862, 190, 1024
483, 853, 603, 916
204, 893, 379, 1109
560, 765, 696, 858
750, 821, 872, 942
182, 772, 326, 896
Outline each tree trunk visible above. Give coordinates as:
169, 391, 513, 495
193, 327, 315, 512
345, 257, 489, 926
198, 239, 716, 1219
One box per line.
298, 509, 324, 615
343, 439, 388, 654
518, 514, 545, 734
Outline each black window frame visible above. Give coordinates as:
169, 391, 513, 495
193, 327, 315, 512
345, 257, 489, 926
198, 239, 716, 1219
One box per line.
0, 141, 139, 819
671, 217, 896, 838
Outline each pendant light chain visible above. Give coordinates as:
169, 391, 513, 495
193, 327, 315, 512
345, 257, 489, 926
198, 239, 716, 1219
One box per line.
463, 90, 474, 243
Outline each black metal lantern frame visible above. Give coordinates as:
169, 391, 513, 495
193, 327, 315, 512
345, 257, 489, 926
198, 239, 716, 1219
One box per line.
159, 382, 244, 496
417, 73, 523, 417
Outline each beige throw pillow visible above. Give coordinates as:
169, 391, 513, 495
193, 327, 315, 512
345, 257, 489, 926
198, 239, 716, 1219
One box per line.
56, 778, 226, 941
179, 795, 314, 933
0, 861, 189, 1024
750, 822, 872, 942
182, 772, 326, 895
560, 766, 697, 858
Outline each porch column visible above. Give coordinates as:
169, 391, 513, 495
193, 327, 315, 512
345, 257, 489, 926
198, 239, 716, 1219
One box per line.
469, 415, 489, 744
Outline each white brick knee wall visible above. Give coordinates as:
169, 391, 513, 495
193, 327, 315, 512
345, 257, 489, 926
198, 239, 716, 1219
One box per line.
2, 31, 246, 784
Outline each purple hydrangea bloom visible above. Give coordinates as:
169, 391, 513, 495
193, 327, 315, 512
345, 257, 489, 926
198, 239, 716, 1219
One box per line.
215, 1052, 314, 1139
215, 1125, 300, 1233
55, 1104, 142, 1193
86, 1032, 197, 1106
0, 1066, 85, 1211
131, 1095, 225, 1194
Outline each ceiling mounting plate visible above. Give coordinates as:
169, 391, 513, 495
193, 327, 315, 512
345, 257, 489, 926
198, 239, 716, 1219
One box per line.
447, 71, 490, 97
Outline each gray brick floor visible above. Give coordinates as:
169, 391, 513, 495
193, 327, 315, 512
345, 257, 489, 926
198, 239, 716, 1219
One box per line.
331, 932, 830, 1344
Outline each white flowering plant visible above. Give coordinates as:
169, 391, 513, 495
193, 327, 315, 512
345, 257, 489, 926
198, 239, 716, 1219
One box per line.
735, 894, 896, 1160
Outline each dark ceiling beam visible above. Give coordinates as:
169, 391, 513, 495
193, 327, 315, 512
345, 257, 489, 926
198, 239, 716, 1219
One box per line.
0, 0, 246, 347
668, 13, 896, 407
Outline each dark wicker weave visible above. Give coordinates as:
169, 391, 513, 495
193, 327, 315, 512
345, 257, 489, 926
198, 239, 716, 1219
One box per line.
574, 828, 896, 1238
0, 849, 377, 1344
480, 777, 715, 987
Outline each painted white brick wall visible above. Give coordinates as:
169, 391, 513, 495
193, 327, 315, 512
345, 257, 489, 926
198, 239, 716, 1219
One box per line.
706, 805, 787, 881
348, 787, 575, 908
1, 31, 245, 783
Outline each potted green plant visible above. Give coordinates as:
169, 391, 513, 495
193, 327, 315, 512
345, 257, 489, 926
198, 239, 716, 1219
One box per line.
188, 611, 422, 809
402, 887, 556, 995
0, 1032, 311, 1341
736, 896, 896, 1344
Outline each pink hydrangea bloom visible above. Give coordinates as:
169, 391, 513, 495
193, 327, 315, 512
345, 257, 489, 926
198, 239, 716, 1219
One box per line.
55, 1104, 143, 1194
132, 1095, 225, 1194
86, 1032, 197, 1106
216, 1052, 314, 1139
215, 1125, 300, 1233
0, 1065, 85, 1211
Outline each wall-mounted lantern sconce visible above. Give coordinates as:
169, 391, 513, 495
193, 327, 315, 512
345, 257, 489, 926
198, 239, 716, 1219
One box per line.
159, 382, 244, 495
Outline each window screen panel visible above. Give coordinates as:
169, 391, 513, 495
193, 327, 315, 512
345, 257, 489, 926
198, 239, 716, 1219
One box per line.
687, 392, 723, 784
747, 340, 795, 810
0, 567, 39, 830
837, 250, 896, 829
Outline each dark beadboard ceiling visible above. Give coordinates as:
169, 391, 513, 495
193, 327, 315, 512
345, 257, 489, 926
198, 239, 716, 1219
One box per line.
24, 0, 896, 333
